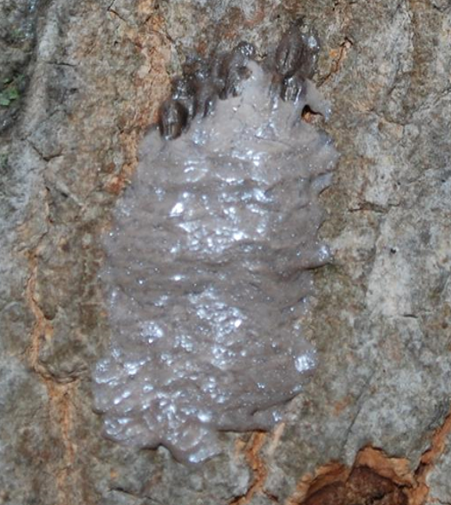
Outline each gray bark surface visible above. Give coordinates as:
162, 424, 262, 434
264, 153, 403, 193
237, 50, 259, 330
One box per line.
0, 1, 450, 504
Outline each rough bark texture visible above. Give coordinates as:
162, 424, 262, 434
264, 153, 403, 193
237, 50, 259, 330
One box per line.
0, 0, 450, 504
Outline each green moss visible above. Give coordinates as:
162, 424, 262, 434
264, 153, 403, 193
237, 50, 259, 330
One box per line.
0, 74, 23, 107
0, 153, 9, 170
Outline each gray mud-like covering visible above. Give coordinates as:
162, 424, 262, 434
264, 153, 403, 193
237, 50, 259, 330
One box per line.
93, 60, 338, 464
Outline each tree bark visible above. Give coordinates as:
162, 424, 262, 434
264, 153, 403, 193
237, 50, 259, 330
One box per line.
1, 1, 450, 504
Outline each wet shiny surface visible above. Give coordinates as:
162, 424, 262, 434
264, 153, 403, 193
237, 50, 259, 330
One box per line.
93, 60, 338, 464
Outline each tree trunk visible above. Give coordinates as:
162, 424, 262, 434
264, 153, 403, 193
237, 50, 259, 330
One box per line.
1, 1, 450, 504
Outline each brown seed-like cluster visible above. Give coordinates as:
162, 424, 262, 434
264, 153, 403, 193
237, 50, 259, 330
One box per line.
159, 19, 320, 139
